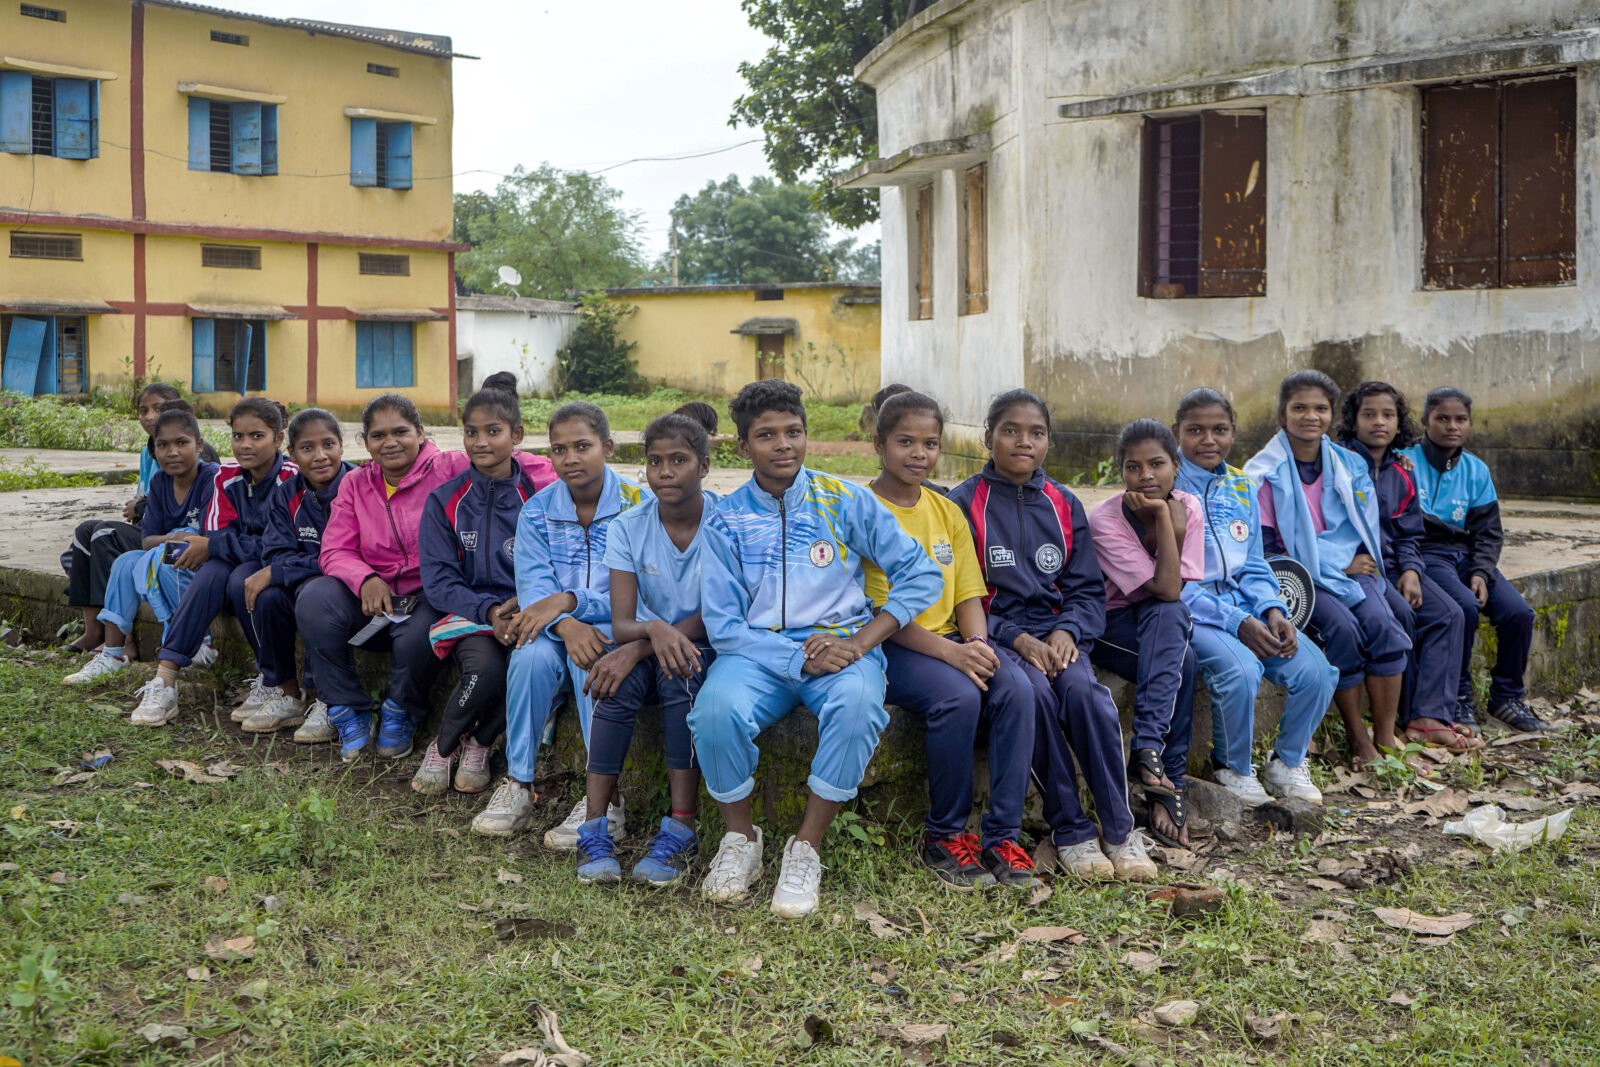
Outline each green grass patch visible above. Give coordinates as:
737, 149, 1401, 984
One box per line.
0, 392, 231, 455
2, 652, 1599, 1064
522, 389, 863, 441
0, 459, 104, 492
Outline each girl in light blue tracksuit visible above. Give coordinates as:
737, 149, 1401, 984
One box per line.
470, 401, 649, 846
1173, 388, 1337, 808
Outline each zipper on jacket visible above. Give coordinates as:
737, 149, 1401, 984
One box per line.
779, 497, 788, 629
1203, 478, 1230, 588
484, 480, 495, 588
384, 500, 408, 568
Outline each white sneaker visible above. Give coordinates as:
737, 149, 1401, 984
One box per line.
1263, 755, 1324, 805
241, 690, 307, 733
471, 778, 534, 837
543, 795, 626, 851
702, 828, 765, 903
192, 637, 219, 670
770, 836, 824, 919
293, 700, 334, 744
231, 674, 268, 722
1214, 765, 1273, 807
130, 679, 179, 726
1056, 839, 1115, 880
1104, 830, 1158, 881
65, 650, 128, 686
410, 740, 454, 796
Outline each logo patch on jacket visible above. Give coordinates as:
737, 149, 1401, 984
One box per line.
988, 545, 1015, 568
1228, 519, 1250, 543
184, 507, 200, 527
502, 537, 516, 559
933, 541, 954, 567
459, 531, 479, 551
297, 526, 320, 541
1451, 503, 1466, 522
807, 539, 835, 567
1034, 544, 1063, 574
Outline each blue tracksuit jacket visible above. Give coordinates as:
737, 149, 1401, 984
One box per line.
1174, 455, 1290, 636
261, 464, 353, 589
204, 455, 298, 566
514, 466, 650, 631
1399, 440, 1505, 580
1340, 437, 1426, 578
946, 463, 1105, 648
700, 466, 942, 680
421, 465, 540, 625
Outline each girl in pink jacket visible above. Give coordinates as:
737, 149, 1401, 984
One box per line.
294, 393, 555, 762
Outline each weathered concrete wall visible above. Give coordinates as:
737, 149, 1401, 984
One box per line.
456, 306, 576, 398
862, 0, 1600, 494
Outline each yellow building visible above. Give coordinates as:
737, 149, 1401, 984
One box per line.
606, 282, 881, 402
0, 0, 465, 416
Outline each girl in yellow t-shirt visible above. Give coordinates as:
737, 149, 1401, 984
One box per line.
863, 390, 1039, 890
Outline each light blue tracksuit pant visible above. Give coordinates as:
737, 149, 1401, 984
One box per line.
688, 650, 889, 805
98, 546, 196, 645
504, 632, 596, 784
1189, 622, 1337, 774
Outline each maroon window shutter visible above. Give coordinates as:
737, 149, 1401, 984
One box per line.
1198, 111, 1267, 297
1422, 82, 1501, 289
1500, 73, 1576, 287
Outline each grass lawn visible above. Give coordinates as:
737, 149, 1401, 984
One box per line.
522, 389, 865, 442
3, 649, 1599, 1065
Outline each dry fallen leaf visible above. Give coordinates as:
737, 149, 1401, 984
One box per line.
1561, 781, 1600, 799
497, 1004, 591, 1066
1301, 919, 1344, 944
1373, 908, 1476, 937
1306, 877, 1350, 892
158, 759, 229, 785
1491, 732, 1546, 747
852, 901, 908, 940
1016, 925, 1083, 945
1120, 950, 1168, 974
1147, 885, 1226, 917
203, 875, 229, 894
204, 761, 241, 779
1386, 989, 1419, 1006
1404, 788, 1471, 818
1247, 1012, 1291, 1040
55, 770, 97, 786
1316, 857, 1365, 876
1021, 967, 1063, 982
1027, 882, 1053, 907
204, 934, 257, 961
894, 1024, 951, 1044
185, 965, 211, 982
1154, 999, 1200, 1027
495, 867, 524, 886
138, 1023, 192, 1048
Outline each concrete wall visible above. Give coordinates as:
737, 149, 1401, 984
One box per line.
862, 0, 1600, 493
456, 308, 576, 398
609, 286, 882, 401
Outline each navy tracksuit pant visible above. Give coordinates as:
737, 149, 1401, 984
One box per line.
1422, 547, 1533, 707
1303, 572, 1411, 690
294, 576, 444, 720
883, 639, 1035, 847
435, 634, 511, 757
587, 646, 712, 776
1090, 598, 1196, 787
1025, 650, 1135, 848
157, 559, 309, 688
64, 519, 142, 608
1388, 570, 1468, 725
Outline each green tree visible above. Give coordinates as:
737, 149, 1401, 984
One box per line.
454, 165, 645, 298
732, 1, 931, 228
557, 293, 640, 394
668, 175, 872, 284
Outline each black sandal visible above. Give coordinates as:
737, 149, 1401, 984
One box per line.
1146, 790, 1188, 849
1128, 748, 1177, 797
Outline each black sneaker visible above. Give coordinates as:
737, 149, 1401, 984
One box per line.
1454, 699, 1481, 734
919, 832, 994, 890
1488, 698, 1550, 733
981, 839, 1042, 888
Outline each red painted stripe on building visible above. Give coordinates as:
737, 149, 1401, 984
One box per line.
447, 251, 458, 411
0, 211, 468, 252
129, 2, 146, 221
132, 234, 147, 376
305, 243, 319, 404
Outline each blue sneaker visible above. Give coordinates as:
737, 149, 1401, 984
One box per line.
630, 816, 698, 886
375, 700, 414, 759
328, 705, 375, 762
575, 816, 621, 885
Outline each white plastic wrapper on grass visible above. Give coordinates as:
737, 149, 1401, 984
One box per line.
1442, 804, 1574, 853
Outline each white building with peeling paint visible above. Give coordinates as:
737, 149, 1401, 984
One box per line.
844, 0, 1600, 495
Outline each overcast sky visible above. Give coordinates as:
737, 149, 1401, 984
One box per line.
219, 0, 860, 257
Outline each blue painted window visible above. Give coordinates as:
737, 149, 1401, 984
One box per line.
350, 118, 412, 189
187, 99, 278, 176
0, 314, 87, 394
192, 318, 267, 393
0, 73, 98, 158
355, 322, 414, 388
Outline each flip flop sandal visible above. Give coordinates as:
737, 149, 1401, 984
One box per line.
1449, 724, 1486, 750
1127, 748, 1177, 797
1146, 790, 1187, 850
1405, 724, 1475, 753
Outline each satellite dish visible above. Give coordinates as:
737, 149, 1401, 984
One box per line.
497, 265, 523, 288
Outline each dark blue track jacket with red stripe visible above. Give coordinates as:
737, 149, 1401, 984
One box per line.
1339, 437, 1426, 578
420, 466, 539, 624
947, 463, 1106, 649
262, 464, 354, 589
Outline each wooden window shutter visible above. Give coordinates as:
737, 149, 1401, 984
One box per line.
1422, 83, 1500, 288
1500, 73, 1575, 287
1198, 111, 1266, 297
915, 184, 934, 320
961, 163, 988, 314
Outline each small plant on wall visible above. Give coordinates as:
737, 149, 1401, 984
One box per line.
781, 341, 869, 404
557, 293, 641, 394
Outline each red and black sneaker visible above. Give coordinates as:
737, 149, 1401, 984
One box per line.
919, 832, 995, 890
982, 839, 1041, 888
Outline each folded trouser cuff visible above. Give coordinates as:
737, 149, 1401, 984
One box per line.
96, 607, 132, 632
707, 775, 755, 805
806, 773, 857, 803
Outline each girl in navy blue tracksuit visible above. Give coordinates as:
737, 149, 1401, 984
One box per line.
131, 398, 297, 725
237, 408, 354, 736
1336, 382, 1479, 753
1401, 388, 1545, 734
414, 374, 534, 796
948, 390, 1154, 883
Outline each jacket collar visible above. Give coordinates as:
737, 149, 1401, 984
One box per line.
744, 465, 814, 513
1178, 454, 1230, 484
311, 463, 354, 503
1420, 437, 1460, 473
466, 464, 535, 494
1339, 436, 1402, 474
978, 460, 1045, 493
543, 464, 624, 522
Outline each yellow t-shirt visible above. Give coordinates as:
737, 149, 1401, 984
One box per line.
863, 486, 988, 636
385, 480, 400, 500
